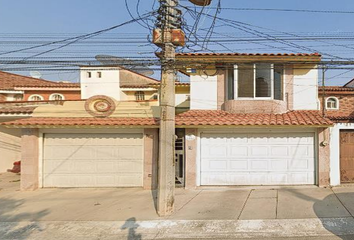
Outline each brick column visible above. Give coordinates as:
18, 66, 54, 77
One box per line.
284, 65, 294, 111
21, 128, 39, 191
185, 128, 197, 189
144, 128, 159, 190
217, 71, 225, 110
318, 127, 330, 187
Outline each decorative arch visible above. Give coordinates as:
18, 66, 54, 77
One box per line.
49, 93, 65, 101
28, 94, 44, 101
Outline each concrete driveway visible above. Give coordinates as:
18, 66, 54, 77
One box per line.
1, 172, 354, 239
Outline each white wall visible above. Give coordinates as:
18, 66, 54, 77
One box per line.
329, 123, 354, 186
190, 75, 217, 110
293, 65, 319, 110
80, 67, 121, 100
175, 93, 189, 106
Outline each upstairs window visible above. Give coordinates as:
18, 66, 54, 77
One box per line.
28, 94, 44, 101
97, 72, 102, 78
14, 94, 23, 101
326, 97, 339, 109
87, 72, 92, 78
135, 91, 145, 101
49, 93, 65, 101
227, 64, 284, 100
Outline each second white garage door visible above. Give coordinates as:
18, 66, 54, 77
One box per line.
43, 133, 143, 187
201, 132, 315, 185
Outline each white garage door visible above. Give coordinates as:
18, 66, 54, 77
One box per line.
201, 132, 315, 185
43, 133, 143, 187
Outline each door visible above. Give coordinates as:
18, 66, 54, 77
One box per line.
43, 133, 144, 187
340, 130, 354, 183
200, 132, 315, 185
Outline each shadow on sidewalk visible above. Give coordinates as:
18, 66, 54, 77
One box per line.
288, 189, 354, 239
0, 197, 49, 240
121, 217, 142, 240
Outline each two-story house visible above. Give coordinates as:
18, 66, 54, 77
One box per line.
0, 66, 189, 190
318, 81, 354, 186
174, 53, 332, 188
0, 71, 81, 102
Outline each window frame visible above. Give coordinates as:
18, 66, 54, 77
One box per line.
49, 93, 65, 101
28, 94, 44, 101
325, 96, 339, 110
234, 63, 276, 100
135, 91, 145, 101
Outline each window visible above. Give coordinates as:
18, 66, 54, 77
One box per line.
227, 64, 283, 100
14, 94, 23, 101
49, 93, 65, 101
28, 94, 44, 101
97, 72, 102, 78
135, 91, 145, 101
326, 97, 339, 109
87, 72, 92, 78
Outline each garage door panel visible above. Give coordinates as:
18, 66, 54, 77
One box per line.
201, 132, 315, 185
271, 146, 289, 156
250, 146, 268, 156
230, 146, 248, 156
43, 133, 143, 188
230, 160, 248, 170
270, 160, 288, 171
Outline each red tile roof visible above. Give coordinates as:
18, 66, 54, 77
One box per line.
1, 110, 333, 127
325, 112, 354, 121
0, 106, 36, 115
0, 71, 79, 90
175, 110, 333, 126
120, 83, 190, 89
319, 86, 354, 92
176, 52, 321, 57
1, 117, 160, 127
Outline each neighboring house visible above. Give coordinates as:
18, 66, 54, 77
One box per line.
0, 71, 81, 102
80, 66, 190, 111
1, 52, 334, 191
0, 68, 186, 174
0, 66, 188, 190
0, 71, 79, 173
318, 83, 354, 186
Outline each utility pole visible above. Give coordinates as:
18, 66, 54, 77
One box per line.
154, 0, 182, 216
153, 0, 212, 216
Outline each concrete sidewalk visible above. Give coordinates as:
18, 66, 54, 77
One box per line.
1, 172, 354, 239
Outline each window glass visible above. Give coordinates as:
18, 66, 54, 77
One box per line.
29, 95, 43, 101
274, 65, 283, 100
50, 94, 64, 101
227, 68, 234, 100
255, 63, 271, 97
326, 98, 338, 109
238, 64, 254, 98
135, 91, 145, 101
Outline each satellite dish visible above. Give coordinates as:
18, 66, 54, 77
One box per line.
189, 0, 212, 6
30, 71, 42, 79
95, 54, 154, 77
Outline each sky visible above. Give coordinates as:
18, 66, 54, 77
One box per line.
1, 0, 354, 85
